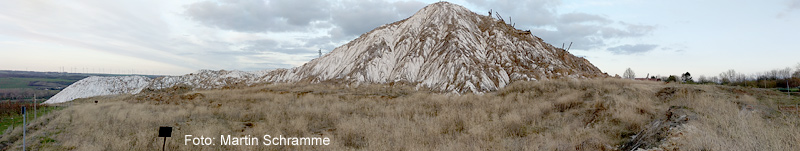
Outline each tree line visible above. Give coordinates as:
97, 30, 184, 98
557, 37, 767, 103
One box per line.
621, 63, 800, 89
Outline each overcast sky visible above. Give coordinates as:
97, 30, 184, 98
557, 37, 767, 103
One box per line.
1, 0, 798, 77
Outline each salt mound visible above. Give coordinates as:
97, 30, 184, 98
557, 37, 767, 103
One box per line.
147, 69, 271, 90
42, 76, 151, 104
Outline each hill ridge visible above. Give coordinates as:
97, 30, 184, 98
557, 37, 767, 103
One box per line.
45, 2, 606, 104
263, 1, 605, 93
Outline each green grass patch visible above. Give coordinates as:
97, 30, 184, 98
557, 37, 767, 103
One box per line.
40, 135, 57, 143
776, 88, 800, 93
0, 106, 63, 135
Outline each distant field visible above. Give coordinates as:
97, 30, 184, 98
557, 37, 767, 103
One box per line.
0, 70, 164, 90
0, 77, 75, 89
777, 88, 800, 92
0, 77, 75, 101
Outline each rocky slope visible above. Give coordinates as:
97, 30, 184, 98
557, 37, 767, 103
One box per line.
146, 69, 271, 90
263, 2, 605, 93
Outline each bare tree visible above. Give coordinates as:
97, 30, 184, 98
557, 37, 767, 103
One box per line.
736, 73, 748, 85
779, 67, 792, 79
710, 76, 720, 84
767, 70, 776, 79
719, 69, 737, 84
794, 63, 800, 78
623, 68, 635, 79
698, 75, 720, 84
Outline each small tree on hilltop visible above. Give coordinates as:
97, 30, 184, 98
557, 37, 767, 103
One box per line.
681, 72, 693, 83
623, 68, 635, 79
666, 75, 678, 83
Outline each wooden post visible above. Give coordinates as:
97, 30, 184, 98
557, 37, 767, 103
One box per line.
567, 42, 573, 51
34, 94, 36, 120
159, 127, 172, 151
163, 137, 167, 151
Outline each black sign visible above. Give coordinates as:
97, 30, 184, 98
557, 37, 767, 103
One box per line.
158, 127, 172, 137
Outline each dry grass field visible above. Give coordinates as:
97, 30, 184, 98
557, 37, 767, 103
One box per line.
2, 78, 799, 150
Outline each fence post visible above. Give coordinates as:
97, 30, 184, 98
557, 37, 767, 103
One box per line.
22, 106, 26, 151
34, 94, 37, 120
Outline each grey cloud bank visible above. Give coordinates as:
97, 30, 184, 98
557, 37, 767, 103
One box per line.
182, 0, 657, 55
607, 44, 659, 55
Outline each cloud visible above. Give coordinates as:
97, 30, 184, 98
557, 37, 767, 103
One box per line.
183, 0, 657, 58
607, 44, 658, 55
778, 0, 800, 17
465, 0, 561, 26
0, 0, 206, 70
328, 0, 426, 39
182, 0, 656, 56
0, 0, 665, 75
183, 0, 425, 37
241, 39, 279, 52
462, 0, 655, 51
183, 0, 426, 54
302, 36, 340, 52
558, 12, 611, 24
661, 44, 688, 52
0, 0, 320, 73
183, 0, 331, 32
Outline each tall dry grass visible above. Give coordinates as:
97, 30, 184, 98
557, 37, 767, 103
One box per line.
3, 78, 799, 150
